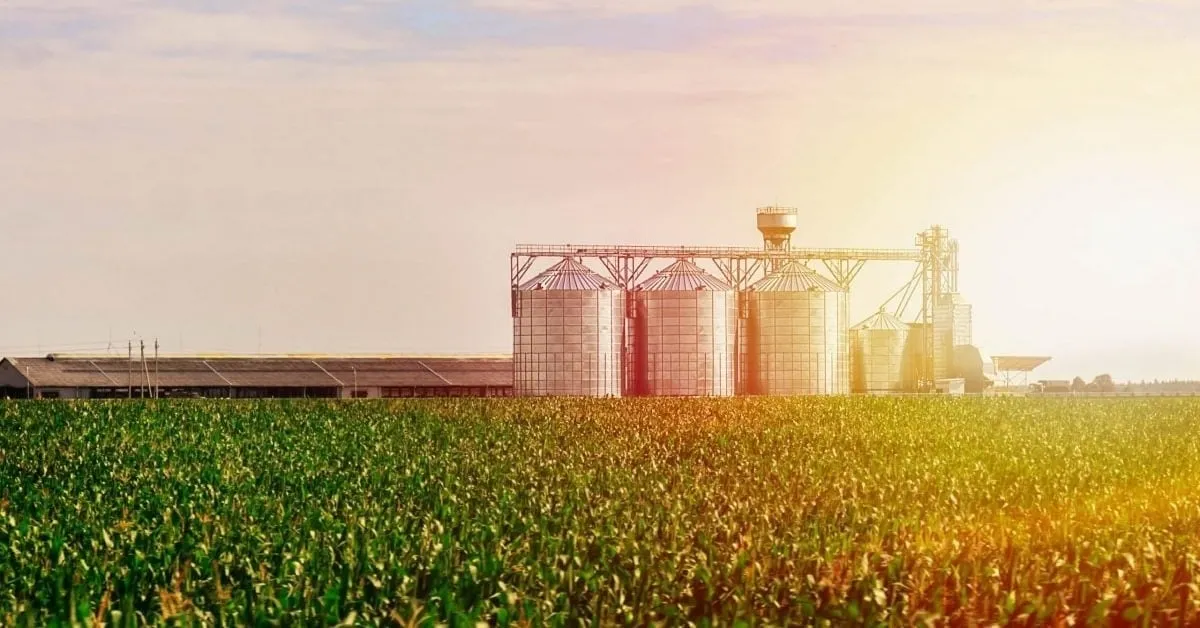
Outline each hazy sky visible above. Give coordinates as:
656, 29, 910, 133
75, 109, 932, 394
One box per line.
3, 0, 1199, 381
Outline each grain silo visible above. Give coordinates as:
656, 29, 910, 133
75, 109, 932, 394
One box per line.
744, 261, 848, 395
903, 321, 931, 391
632, 259, 736, 397
933, 293, 972, 380
850, 309, 911, 394
513, 258, 624, 396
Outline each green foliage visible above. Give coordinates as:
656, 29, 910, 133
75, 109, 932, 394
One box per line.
0, 397, 1199, 625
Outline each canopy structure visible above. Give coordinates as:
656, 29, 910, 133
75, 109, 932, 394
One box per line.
991, 356, 1052, 388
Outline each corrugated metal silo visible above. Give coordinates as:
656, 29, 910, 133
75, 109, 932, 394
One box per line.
513, 258, 624, 397
745, 261, 848, 395
633, 259, 736, 396
933, 294, 972, 380
904, 322, 931, 391
850, 310, 911, 394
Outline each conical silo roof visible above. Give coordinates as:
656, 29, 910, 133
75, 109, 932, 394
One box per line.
519, 258, 615, 291
635, 259, 732, 292
749, 261, 843, 292
852, 309, 910, 331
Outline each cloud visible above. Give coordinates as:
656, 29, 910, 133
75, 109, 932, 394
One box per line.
0, 1, 408, 64
6, 0, 1197, 72
5, 1, 1200, 367
468, 0, 1200, 33
305, 0, 1200, 65
121, 9, 389, 58
468, 0, 1193, 17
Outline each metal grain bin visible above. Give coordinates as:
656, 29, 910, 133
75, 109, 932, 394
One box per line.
850, 309, 911, 394
903, 322, 931, 391
745, 261, 848, 395
633, 259, 736, 397
933, 293, 972, 380
513, 258, 623, 397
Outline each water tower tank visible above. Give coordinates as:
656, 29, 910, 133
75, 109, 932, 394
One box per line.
633, 259, 736, 397
513, 258, 624, 397
745, 261, 848, 395
756, 206, 798, 253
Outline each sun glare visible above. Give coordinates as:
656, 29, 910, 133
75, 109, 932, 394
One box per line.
931, 103, 1200, 369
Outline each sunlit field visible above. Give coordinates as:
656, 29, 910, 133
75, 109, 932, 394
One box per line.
1, 398, 1199, 626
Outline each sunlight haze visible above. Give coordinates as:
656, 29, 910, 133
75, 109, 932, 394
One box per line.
3, 0, 1198, 381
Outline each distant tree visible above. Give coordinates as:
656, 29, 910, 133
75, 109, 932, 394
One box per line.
1071, 376, 1087, 393
1092, 374, 1115, 393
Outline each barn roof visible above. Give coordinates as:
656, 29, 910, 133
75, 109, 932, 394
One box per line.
1, 355, 513, 389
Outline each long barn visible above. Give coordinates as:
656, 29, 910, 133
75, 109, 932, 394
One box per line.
0, 355, 513, 399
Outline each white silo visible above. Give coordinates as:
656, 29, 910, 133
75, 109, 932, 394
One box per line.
513, 258, 624, 396
850, 309, 911, 394
633, 259, 736, 397
744, 261, 849, 395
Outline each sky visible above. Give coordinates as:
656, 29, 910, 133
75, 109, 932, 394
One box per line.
2, 0, 1199, 382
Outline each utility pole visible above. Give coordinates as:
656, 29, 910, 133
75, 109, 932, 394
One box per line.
140, 340, 149, 399
154, 338, 159, 399
128, 341, 133, 399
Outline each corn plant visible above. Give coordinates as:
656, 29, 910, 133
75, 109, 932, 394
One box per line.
0, 397, 1198, 626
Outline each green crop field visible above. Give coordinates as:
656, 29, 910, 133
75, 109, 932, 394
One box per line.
1, 398, 1199, 626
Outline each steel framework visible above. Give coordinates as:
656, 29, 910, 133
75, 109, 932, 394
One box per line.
991, 356, 1052, 390
510, 225, 959, 391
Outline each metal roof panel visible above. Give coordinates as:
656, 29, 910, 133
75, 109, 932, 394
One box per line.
749, 261, 843, 293
992, 356, 1052, 372
852, 310, 910, 331
635, 259, 732, 292
4, 356, 514, 389
519, 258, 616, 291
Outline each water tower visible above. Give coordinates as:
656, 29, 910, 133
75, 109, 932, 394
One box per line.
757, 206, 798, 270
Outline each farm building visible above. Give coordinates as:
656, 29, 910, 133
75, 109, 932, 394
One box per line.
0, 355, 513, 400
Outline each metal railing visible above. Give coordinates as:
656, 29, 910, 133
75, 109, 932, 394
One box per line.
512, 244, 921, 262
756, 206, 798, 215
